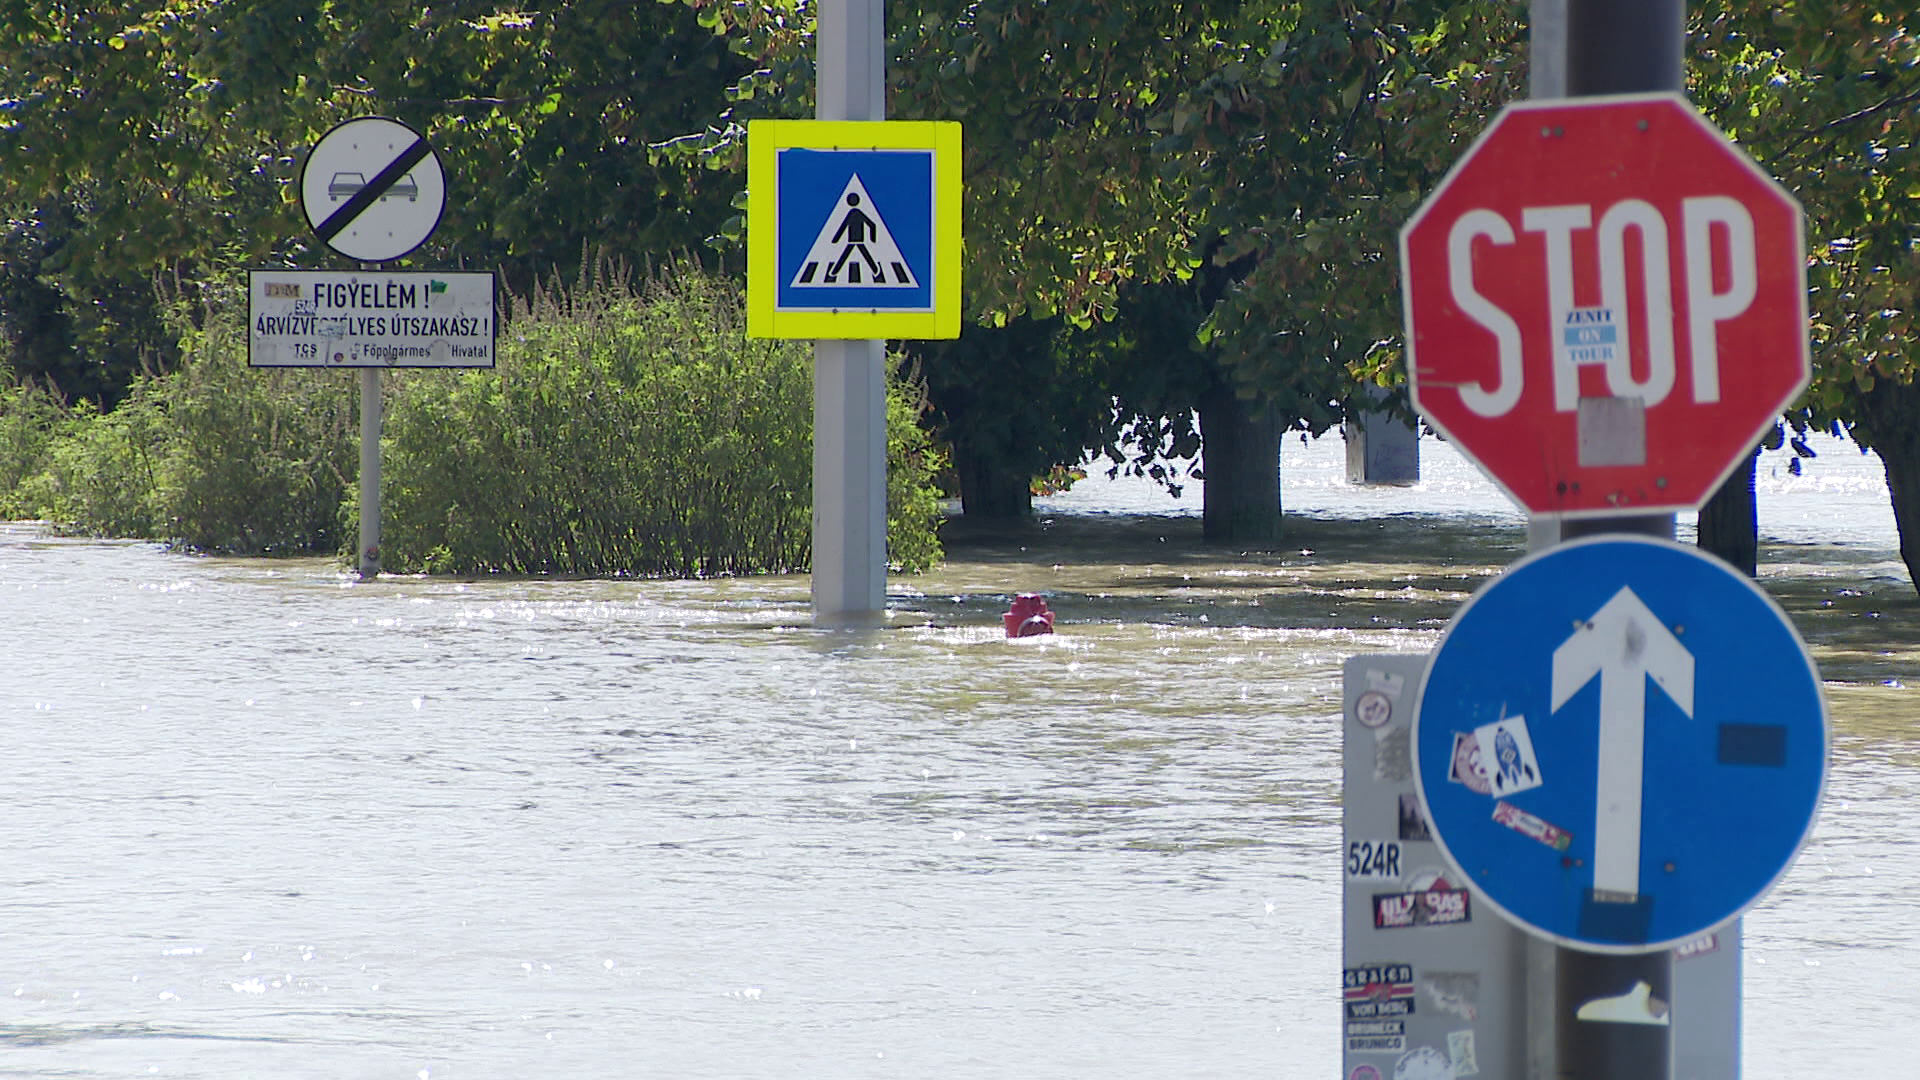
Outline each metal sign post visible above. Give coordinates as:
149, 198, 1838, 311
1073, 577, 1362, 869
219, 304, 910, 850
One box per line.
257, 120, 487, 579
298, 116, 452, 579
745, 1, 962, 625
1385, 4, 1822, 1078
812, 0, 888, 624
359, 361, 382, 576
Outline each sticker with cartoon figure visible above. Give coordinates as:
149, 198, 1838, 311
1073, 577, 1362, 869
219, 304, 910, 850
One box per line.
1447, 731, 1493, 794
1472, 714, 1543, 797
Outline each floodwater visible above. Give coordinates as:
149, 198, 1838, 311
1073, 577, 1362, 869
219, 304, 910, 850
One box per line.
1, 433, 1912, 1079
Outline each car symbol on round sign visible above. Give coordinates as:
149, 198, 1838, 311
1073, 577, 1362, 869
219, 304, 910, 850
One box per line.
1411, 535, 1827, 954
299, 116, 446, 263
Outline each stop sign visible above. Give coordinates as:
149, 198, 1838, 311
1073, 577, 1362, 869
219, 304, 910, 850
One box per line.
1400, 93, 1808, 516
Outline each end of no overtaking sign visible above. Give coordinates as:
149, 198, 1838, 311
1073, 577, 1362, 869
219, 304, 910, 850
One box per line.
300, 116, 448, 264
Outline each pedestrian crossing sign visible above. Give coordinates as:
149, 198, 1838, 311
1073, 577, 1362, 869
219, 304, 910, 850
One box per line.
747, 120, 962, 339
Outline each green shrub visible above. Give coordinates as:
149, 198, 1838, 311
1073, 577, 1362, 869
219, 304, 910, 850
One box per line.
0, 380, 65, 518
23, 294, 356, 552
381, 263, 945, 575
7, 263, 945, 575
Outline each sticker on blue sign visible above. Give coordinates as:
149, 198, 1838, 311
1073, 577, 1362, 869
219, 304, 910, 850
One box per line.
1447, 731, 1493, 794
1473, 715, 1543, 797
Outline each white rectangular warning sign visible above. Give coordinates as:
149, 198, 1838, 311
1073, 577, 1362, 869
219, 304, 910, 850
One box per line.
247, 270, 496, 368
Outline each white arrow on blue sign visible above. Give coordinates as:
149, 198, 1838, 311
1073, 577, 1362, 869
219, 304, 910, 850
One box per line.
1412, 535, 1827, 953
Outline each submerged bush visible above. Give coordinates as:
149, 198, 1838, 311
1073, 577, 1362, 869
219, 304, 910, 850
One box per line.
382, 263, 944, 575
0, 381, 64, 518
7, 262, 945, 575
17, 294, 355, 551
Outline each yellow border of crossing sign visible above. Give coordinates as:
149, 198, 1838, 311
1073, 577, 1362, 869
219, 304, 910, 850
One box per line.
747, 120, 962, 339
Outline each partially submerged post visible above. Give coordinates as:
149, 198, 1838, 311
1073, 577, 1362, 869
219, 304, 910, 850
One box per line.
743, 1, 963, 625
248, 116, 496, 579
1363, 3, 1825, 1078
811, 0, 890, 623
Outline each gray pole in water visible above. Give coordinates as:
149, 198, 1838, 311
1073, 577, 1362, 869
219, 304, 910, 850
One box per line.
358, 260, 383, 579
810, 0, 890, 624
1558, 0, 1685, 1064
358, 367, 381, 578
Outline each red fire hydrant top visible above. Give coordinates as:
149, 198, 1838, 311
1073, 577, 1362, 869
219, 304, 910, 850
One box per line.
1003, 593, 1056, 637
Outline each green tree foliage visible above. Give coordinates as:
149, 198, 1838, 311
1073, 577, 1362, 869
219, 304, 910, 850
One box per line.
381, 265, 947, 575
16, 294, 359, 551
0, 199, 181, 406
1690, 3, 1919, 591
672, 0, 1528, 534
0, 0, 749, 401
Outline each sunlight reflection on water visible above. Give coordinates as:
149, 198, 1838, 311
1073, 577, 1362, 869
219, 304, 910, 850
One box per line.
0, 430, 1911, 1079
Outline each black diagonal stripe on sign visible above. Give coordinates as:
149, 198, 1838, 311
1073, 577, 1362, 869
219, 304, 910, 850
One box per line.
315, 136, 432, 243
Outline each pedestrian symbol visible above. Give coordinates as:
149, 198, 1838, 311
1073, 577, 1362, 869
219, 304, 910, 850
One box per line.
746, 119, 962, 339
789, 175, 918, 289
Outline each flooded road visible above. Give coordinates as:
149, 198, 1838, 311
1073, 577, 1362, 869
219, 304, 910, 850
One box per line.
1, 433, 1912, 1078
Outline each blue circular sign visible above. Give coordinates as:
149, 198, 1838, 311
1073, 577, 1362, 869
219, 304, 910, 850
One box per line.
1413, 535, 1827, 953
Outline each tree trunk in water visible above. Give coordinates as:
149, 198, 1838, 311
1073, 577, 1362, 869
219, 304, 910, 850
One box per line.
952, 444, 1033, 518
1197, 384, 1282, 544
1696, 446, 1758, 577
1860, 379, 1920, 600
1883, 441, 1920, 601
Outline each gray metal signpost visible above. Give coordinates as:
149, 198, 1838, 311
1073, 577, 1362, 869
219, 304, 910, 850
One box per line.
1554, 6, 1707, 1078
302, 117, 449, 579
811, 0, 890, 624
1355, 4, 1818, 1078
259, 118, 488, 579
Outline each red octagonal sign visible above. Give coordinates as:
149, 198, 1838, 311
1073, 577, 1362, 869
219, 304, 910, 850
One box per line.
1401, 93, 1809, 516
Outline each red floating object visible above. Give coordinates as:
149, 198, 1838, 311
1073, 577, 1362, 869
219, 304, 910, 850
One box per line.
1003, 593, 1056, 637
